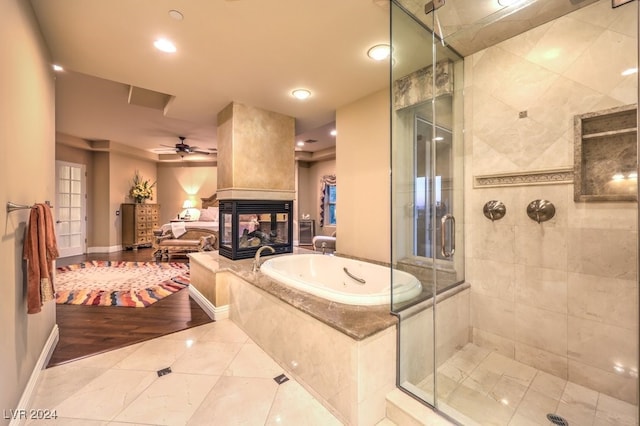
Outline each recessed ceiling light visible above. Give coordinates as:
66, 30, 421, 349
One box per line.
497, 0, 522, 5
297, 141, 305, 147
330, 130, 337, 136
52, 64, 64, 72
154, 38, 177, 53
367, 44, 391, 61
622, 67, 638, 76
291, 89, 311, 100
168, 9, 184, 20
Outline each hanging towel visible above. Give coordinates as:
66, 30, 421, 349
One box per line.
23, 204, 59, 314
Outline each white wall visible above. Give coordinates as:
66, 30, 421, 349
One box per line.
0, 1, 57, 421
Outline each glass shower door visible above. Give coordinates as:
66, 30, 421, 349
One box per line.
391, 0, 465, 409
414, 117, 454, 262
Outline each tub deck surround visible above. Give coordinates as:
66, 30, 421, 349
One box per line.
188, 250, 399, 424
188, 250, 397, 340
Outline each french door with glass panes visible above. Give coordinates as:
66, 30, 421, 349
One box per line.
55, 161, 86, 257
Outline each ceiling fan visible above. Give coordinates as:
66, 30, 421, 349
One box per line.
159, 136, 216, 156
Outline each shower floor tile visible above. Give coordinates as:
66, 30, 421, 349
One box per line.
414, 343, 638, 426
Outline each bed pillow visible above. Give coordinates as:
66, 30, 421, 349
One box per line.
199, 207, 219, 221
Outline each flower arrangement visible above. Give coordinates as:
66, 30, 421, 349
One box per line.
129, 170, 156, 203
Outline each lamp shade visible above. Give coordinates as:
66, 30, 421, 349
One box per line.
182, 200, 193, 209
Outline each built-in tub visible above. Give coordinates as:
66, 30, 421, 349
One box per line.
260, 253, 422, 306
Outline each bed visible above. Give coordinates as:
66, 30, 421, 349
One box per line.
152, 194, 221, 260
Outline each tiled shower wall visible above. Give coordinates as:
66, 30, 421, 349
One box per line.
464, 0, 638, 403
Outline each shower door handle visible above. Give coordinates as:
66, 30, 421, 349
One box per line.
440, 213, 455, 258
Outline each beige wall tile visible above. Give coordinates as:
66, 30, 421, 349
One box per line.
567, 228, 637, 280
568, 359, 637, 405
567, 200, 637, 230
463, 0, 638, 404
468, 258, 516, 302
472, 328, 515, 359
515, 265, 567, 314
515, 342, 568, 380
563, 29, 637, 101
399, 307, 434, 384
568, 272, 638, 329
515, 304, 567, 357
357, 327, 397, 404
471, 293, 516, 341
514, 226, 568, 270
525, 14, 605, 74
469, 223, 516, 263
436, 290, 472, 364
567, 316, 638, 374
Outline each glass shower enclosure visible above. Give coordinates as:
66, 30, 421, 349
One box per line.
391, 0, 466, 410
390, 0, 638, 424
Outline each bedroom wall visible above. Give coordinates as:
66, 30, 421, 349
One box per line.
336, 88, 390, 263
0, 1, 57, 422
110, 153, 156, 247
157, 162, 218, 224
92, 152, 111, 249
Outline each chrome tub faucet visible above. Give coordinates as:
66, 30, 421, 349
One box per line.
253, 245, 275, 272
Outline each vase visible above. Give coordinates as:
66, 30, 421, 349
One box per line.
135, 197, 145, 204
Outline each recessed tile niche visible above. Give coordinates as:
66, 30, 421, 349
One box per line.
574, 104, 638, 202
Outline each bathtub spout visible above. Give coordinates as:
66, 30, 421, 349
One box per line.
253, 245, 276, 272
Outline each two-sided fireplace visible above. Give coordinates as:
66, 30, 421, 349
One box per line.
218, 199, 293, 260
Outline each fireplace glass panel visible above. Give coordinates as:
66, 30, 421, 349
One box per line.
219, 200, 293, 260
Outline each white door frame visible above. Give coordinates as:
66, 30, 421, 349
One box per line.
55, 161, 87, 257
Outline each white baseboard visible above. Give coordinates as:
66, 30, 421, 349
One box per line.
10, 325, 59, 426
189, 286, 229, 320
87, 245, 122, 254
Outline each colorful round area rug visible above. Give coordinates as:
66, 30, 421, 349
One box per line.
55, 261, 190, 308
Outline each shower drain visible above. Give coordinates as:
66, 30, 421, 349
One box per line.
546, 413, 569, 426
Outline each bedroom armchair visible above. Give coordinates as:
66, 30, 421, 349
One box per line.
312, 231, 336, 254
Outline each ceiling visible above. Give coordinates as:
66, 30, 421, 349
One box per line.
29, 0, 600, 162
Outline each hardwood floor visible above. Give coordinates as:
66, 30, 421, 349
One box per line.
48, 248, 213, 368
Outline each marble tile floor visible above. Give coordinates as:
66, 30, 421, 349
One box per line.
30, 318, 637, 426
27, 319, 345, 425
413, 343, 638, 426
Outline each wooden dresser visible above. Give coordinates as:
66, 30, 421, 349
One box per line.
121, 203, 160, 249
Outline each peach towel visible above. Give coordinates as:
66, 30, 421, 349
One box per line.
23, 204, 59, 314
